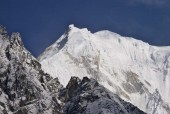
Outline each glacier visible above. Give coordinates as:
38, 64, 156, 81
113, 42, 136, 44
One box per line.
39, 24, 170, 114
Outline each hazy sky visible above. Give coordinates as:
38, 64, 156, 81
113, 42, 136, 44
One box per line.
0, 0, 170, 57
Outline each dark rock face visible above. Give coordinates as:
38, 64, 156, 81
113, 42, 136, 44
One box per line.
63, 77, 146, 114
0, 26, 145, 114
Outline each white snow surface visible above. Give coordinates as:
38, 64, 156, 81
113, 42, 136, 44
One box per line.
39, 25, 170, 114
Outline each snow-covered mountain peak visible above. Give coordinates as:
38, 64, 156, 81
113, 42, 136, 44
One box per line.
39, 25, 170, 114
68, 24, 75, 28
38, 25, 93, 62
67, 24, 91, 37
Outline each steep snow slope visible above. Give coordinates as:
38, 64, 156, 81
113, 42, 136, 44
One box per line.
39, 25, 170, 114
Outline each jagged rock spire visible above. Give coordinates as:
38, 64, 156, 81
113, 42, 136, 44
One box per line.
10, 32, 24, 48
0, 25, 7, 35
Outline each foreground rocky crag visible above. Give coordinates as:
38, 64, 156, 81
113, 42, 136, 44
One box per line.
62, 77, 145, 114
0, 26, 145, 114
0, 26, 62, 113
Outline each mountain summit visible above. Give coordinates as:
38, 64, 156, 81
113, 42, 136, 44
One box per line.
39, 25, 170, 114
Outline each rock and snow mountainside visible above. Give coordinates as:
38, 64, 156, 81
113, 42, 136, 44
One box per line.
39, 24, 170, 114
0, 25, 145, 114
0, 26, 63, 114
